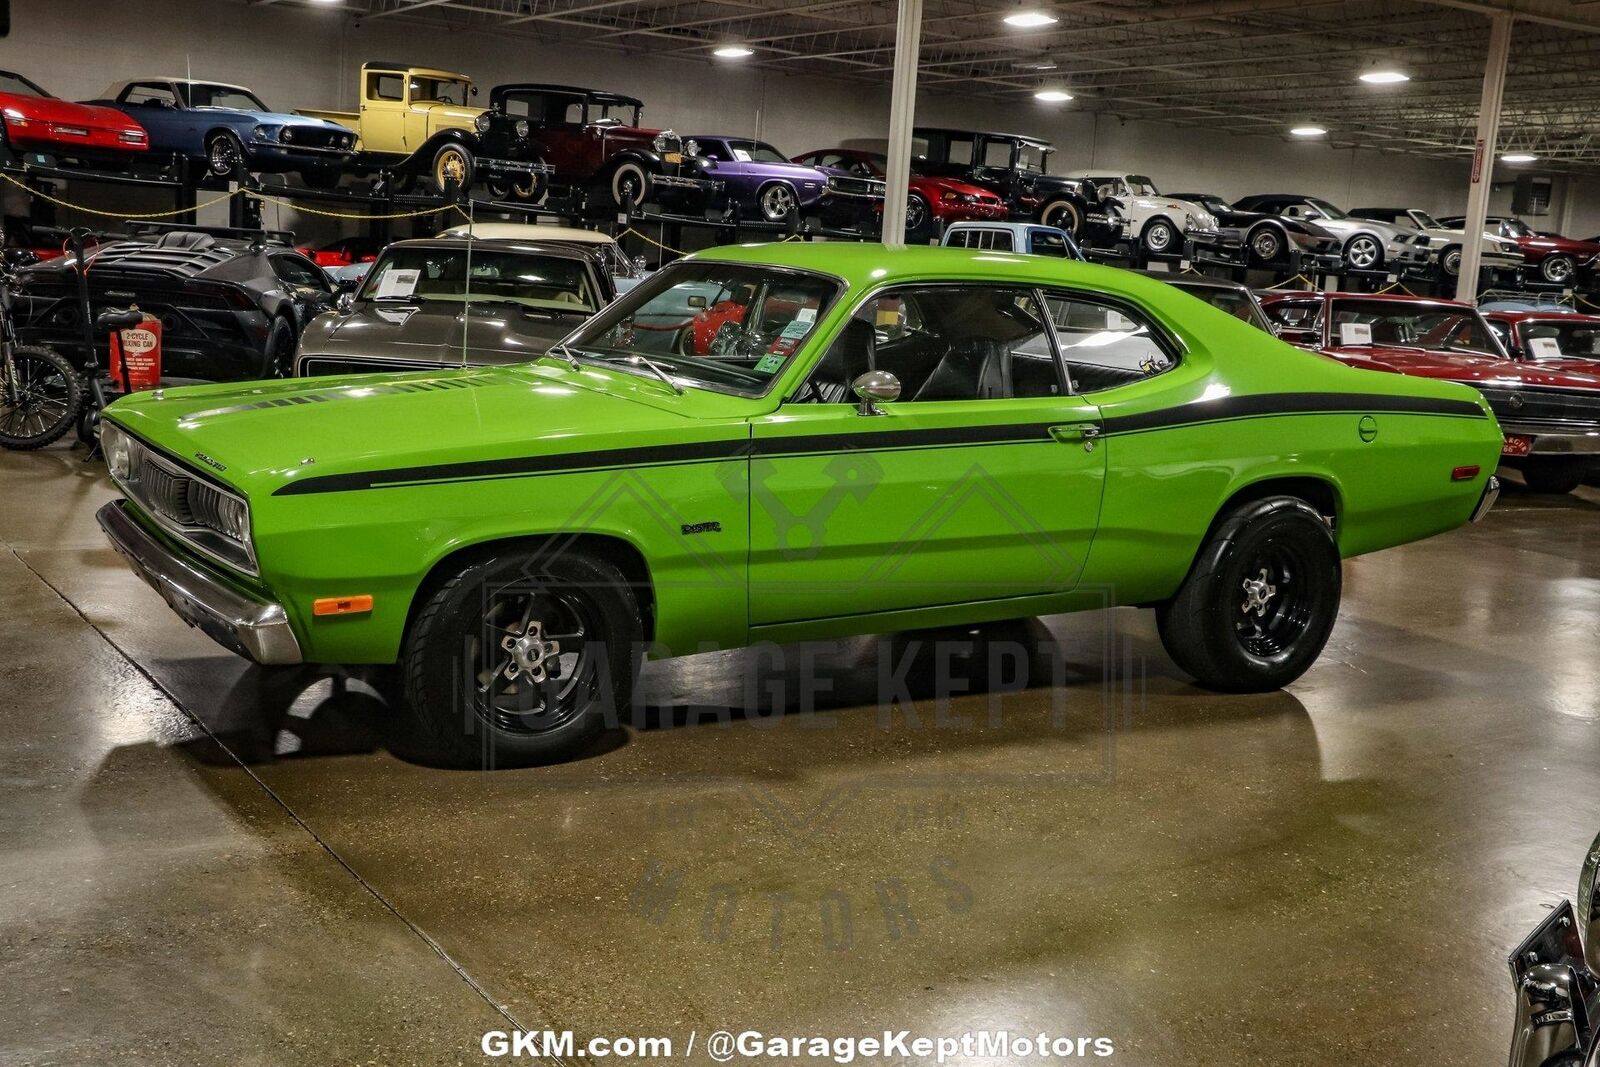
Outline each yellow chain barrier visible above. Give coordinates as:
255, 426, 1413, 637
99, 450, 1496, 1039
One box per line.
253, 191, 473, 223
1, 171, 237, 219
1261, 273, 1315, 290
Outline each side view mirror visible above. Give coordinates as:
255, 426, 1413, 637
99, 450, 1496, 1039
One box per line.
1579, 830, 1600, 975
1276, 327, 1320, 347
632, 254, 647, 272
336, 291, 355, 314
852, 370, 900, 416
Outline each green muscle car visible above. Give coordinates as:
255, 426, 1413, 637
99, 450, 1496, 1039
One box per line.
95, 244, 1504, 766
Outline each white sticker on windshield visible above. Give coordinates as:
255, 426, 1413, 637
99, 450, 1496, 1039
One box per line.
1529, 336, 1563, 358
1339, 322, 1373, 347
1106, 310, 1129, 331
374, 268, 420, 299
797, 307, 817, 323
732, 149, 752, 162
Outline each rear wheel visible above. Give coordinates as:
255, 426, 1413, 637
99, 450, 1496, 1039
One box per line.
261, 316, 297, 378
431, 144, 473, 194
1343, 234, 1383, 272
400, 547, 642, 767
905, 193, 931, 236
1520, 457, 1587, 495
1440, 245, 1463, 277
1247, 226, 1284, 265
0, 345, 84, 450
1157, 496, 1341, 692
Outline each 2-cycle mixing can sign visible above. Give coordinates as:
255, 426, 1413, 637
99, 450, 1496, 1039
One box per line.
110, 313, 162, 391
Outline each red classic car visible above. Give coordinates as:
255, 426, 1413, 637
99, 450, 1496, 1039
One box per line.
0, 69, 148, 163
1260, 290, 1600, 494
1481, 308, 1600, 362
1439, 214, 1600, 287
791, 147, 1006, 235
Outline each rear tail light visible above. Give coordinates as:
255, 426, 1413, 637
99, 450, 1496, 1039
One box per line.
221, 286, 256, 312
1452, 465, 1481, 482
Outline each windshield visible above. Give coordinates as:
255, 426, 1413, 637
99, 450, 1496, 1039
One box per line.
1306, 198, 1348, 220
1502, 218, 1534, 238
728, 140, 791, 164
1411, 210, 1443, 229
187, 84, 270, 111
557, 261, 842, 397
1329, 300, 1504, 357
1519, 319, 1600, 360
359, 247, 599, 312
411, 76, 472, 106
0, 72, 48, 98
1175, 284, 1271, 332
1016, 143, 1047, 173
1127, 175, 1159, 196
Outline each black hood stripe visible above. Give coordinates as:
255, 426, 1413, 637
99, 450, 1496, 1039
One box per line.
271, 391, 1488, 496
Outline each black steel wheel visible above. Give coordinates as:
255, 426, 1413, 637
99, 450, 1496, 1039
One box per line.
0, 345, 85, 450
1157, 495, 1341, 692
610, 162, 649, 209
401, 547, 642, 767
1040, 198, 1082, 237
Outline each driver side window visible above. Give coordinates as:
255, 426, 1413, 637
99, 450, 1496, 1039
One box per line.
796, 286, 1064, 404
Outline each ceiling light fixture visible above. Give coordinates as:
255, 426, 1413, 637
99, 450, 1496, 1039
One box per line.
1004, 10, 1058, 28
1501, 153, 1538, 163
1289, 125, 1328, 137
713, 44, 754, 58
1359, 70, 1410, 84
1034, 89, 1072, 103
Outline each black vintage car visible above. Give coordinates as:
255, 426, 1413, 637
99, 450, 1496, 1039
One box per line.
1168, 192, 1344, 270
8, 225, 336, 381
910, 127, 1121, 247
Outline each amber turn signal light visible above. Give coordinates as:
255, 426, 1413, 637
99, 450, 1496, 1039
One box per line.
313, 595, 373, 617
1452, 465, 1481, 482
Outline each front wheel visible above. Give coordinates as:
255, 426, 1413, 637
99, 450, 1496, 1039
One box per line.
609, 161, 649, 210
431, 144, 474, 195
1343, 234, 1383, 272
400, 547, 642, 767
1142, 218, 1179, 256
1440, 245, 1463, 277
1156, 496, 1341, 692
1247, 226, 1284, 265
757, 182, 798, 222
0, 345, 85, 450
207, 132, 246, 180
261, 316, 297, 378
1540, 254, 1576, 285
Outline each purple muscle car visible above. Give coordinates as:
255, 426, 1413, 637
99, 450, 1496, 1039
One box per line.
687, 135, 884, 226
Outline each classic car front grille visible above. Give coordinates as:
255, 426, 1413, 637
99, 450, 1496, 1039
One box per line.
828, 175, 887, 199
1474, 384, 1600, 428
119, 436, 256, 574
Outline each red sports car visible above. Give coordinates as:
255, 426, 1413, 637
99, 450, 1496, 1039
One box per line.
791, 148, 1006, 234
0, 69, 148, 162
1260, 290, 1600, 494
1439, 214, 1600, 287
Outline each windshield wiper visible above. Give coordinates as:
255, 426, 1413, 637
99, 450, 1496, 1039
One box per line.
625, 354, 684, 395
547, 342, 582, 371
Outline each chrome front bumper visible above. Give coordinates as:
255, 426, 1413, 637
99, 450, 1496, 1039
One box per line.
97, 500, 303, 665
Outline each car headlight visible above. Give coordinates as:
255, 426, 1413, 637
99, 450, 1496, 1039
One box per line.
102, 422, 132, 483
654, 130, 681, 153
474, 112, 492, 134
252, 124, 269, 141
514, 119, 530, 139
279, 127, 294, 143
684, 139, 700, 158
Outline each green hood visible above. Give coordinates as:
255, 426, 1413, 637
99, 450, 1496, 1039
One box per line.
105, 364, 753, 496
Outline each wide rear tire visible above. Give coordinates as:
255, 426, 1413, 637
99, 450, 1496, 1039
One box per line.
1157, 496, 1341, 692
400, 547, 642, 767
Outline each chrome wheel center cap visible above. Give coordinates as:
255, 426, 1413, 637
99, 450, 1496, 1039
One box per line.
1241, 568, 1277, 617
500, 620, 560, 683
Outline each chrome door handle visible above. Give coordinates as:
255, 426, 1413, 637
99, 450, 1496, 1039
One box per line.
1050, 423, 1103, 451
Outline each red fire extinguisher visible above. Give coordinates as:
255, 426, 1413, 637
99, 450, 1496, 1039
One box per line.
108, 309, 162, 392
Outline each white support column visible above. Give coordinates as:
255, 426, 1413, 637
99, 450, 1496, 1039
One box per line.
1455, 10, 1513, 301
880, 0, 924, 247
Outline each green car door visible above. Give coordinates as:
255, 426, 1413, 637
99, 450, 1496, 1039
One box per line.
747, 283, 1107, 625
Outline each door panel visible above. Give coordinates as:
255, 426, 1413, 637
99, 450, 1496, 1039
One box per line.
746, 398, 1105, 625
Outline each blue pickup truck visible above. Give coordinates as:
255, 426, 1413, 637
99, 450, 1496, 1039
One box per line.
940, 220, 1085, 259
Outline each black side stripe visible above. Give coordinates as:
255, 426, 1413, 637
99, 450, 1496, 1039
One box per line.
1102, 391, 1486, 434
271, 391, 1486, 496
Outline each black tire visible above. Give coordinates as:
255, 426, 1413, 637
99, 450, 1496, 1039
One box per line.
608, 161, 649, 210
905, 193, 931, 237
207, 131, 246, 180
1520, 457, 1587, 495
431, 143, 474, 195
1156, 496, 1341, 693
757, 182, 798, 223
1247, 225, 1284, 265
0, 345, 85, 450
1142, 218, 1180, 256
1343, 234, 1383, 272
1540, 254, 1576, 285
261, 316, 297, 379
1440, 245, 1463, 278
1040, 198, 1082, 237
489, 170, 546, 203
400, 546, 642, 767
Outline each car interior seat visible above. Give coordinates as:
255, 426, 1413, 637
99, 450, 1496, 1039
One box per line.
913, 338, 1009, 401
808, 316, 876, 403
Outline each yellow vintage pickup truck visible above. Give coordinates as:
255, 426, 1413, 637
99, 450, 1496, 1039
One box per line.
300, 60, 549, 197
